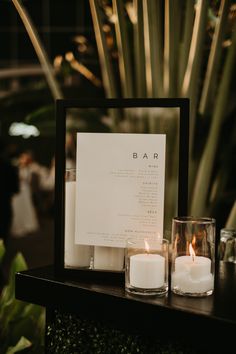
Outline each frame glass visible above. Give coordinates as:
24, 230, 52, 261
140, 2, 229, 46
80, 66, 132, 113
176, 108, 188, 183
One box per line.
55, 98, 189, 281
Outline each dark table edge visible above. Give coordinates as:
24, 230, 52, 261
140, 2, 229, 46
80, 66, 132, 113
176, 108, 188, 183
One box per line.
15, 265, 236, 333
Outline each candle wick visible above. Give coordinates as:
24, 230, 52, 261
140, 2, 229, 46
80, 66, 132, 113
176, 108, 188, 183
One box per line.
192, 254, 194, 262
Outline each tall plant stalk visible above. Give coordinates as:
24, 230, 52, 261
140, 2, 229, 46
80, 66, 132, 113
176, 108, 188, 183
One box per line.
90, 0, 236, 227
164, 0, 180, 97
143, 0, 163, 97
89, 0, 120, 127
12, 0, 63, 100
133, 0, 146, 97
178, 0, 195, 93
199, 0, 230, 117
89, 0, 118, 99
191, 22, 236, 216
113, 0, 134, 97
181, 0, 208, 152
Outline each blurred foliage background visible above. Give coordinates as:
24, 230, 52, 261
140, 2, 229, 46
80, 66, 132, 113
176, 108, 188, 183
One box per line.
88, 0, 236, 230
0, 0, 236, 229
1, 0, 236, 351
0, 240, 45, 353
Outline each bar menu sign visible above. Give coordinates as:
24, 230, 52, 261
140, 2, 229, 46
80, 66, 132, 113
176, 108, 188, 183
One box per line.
75, 133, 166, 248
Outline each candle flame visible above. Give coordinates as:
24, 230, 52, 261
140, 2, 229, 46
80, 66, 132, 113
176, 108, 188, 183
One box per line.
189, 242, 196, 261
144, 239, 150, 253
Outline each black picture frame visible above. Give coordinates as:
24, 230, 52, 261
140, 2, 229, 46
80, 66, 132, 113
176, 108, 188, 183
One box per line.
55, 98, 189, 282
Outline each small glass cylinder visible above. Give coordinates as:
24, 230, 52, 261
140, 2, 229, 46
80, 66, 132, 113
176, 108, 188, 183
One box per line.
125, 238, 169, 296
171, 217, 215, 297
64, 168, 92, 268
219, 228, 236, 263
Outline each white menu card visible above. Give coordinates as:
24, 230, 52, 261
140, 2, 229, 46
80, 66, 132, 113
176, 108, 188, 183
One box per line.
75, 133, 166, 248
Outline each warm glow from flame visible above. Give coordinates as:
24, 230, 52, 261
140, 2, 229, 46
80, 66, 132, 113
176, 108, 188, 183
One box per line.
144, 240, 150, 253
189, 243, 196, 261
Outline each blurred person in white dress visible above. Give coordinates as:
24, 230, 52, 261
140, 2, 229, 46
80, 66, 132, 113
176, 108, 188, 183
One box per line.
38, 156, 55, 191
11, 151, 40, 237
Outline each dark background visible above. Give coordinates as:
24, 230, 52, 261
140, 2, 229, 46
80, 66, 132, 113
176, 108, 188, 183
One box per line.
0, 0, 103, 166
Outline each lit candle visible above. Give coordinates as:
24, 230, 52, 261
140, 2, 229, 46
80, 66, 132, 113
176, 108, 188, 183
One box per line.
65, 180, 92, 267
172, 242, 214, 293
130, 241, 165, 289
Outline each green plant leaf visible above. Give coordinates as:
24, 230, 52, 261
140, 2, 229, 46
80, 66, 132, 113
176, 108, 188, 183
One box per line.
24, 105, 55, 136
89, 0, 118, 99
29, 121, 56, 136
6, 336, 32, 354
89, 0, 121, 128
143, 0, 164, 97
0, 254, 26, 313
133, 0, 146, 97
20, 303, 44, 319
191, 22, 236, 216
199, 0, 230, 116
164, 0, 180, 97
181, 0, 208, 153
36, 308, 46, 347
0, 251, 45, 353
0, 253, 27, 333
0, 239, 5, 265
178, 0, 195, 93
8, 304, 45, 346
113, 0, 134, 97
8, 253, 27, 298
25, 105, 54, 124
12, 0, 63, 100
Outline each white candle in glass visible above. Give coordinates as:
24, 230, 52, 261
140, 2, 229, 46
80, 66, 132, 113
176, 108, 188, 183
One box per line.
130, 253, 165, 289
65, 180, 92, 267
172, 243, 214, 293
93, 246, 124, 271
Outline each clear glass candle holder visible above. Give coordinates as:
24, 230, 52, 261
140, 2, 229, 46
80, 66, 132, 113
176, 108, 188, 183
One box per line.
125, 238, 169, 296
219, 228, 236, 263
171, 217, 215, 297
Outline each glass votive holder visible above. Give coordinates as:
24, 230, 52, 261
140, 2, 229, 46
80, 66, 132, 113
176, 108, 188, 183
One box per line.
171, 217, 215, 297
125, 238, 169, 296
219, 228, 236, 263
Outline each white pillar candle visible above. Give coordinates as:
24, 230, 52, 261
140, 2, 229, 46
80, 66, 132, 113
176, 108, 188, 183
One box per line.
65, 181, 92, 267
172, 255, 214, 293
93, 246, 124, 271
130, 254, 165, 289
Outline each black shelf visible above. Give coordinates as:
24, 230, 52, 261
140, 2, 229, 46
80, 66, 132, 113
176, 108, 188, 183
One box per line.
15, 262, 236, 338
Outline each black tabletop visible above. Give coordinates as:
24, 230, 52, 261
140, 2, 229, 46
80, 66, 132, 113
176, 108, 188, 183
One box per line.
15, 262, 236, 337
